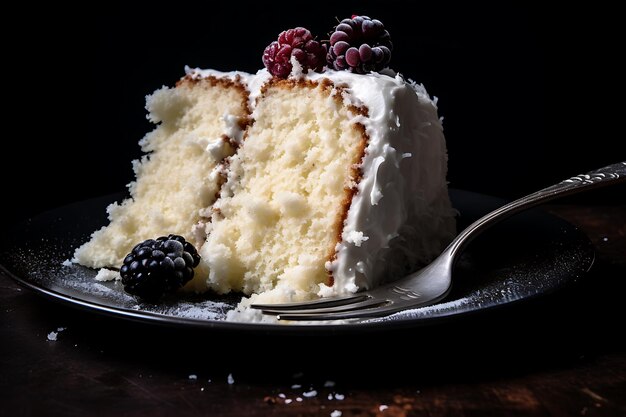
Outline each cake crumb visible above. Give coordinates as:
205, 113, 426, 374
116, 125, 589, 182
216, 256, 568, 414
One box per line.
94, 268, 121, 282
330, 410, 342, 417
264, 396, 277, 405
227, 373, 235, 385
47, 332, 58, 341
324, 380, 336, 388
303, 389, 317, 398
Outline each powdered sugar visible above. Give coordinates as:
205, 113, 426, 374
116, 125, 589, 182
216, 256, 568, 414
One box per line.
5, 244, 234, 321
154, 300, 231, 321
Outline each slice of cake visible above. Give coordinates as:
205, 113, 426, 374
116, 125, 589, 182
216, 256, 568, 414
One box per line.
73, 17, 456, 316
73, 72, 251, 270
201, 69, 455, 306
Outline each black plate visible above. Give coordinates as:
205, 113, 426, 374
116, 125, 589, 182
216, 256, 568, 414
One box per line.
0, 190, 594, 333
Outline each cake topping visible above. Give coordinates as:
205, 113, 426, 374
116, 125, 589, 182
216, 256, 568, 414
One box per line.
120, 234, 201, 301
327, 16, 393, 73
262, 27, 326, 78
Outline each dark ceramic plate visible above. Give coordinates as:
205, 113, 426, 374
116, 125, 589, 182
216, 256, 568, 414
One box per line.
0, 190, 594, 333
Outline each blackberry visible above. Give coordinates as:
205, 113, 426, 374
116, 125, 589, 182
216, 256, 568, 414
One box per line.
262, 27, 326, 78
120, 234, 201, 301
327, 15, 393, 74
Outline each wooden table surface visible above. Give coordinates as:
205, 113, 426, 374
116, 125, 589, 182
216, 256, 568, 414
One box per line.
1, 204, 624, 417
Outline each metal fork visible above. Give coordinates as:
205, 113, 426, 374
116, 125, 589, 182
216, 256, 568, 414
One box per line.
251, 162, 626, 321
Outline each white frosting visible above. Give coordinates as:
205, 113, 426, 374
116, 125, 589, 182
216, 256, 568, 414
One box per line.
186, 65, 455, 299
299, 69, 456, 295
222, 114, 244, 146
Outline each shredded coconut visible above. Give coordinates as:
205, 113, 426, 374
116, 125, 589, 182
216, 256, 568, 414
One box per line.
344, 230, 369, 247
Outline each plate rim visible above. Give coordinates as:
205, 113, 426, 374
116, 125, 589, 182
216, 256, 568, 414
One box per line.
0, 189, 595, 335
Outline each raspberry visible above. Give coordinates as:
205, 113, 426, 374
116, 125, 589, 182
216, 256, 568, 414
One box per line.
120, 234, 201, 302
262, 27, 326, 78
327, 16, 393, 74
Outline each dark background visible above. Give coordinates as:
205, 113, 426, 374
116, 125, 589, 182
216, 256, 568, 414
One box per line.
1, 6, 625, 415
3, 2, 623, 226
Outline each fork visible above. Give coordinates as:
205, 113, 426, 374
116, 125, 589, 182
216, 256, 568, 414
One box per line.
251, 162, 626, 321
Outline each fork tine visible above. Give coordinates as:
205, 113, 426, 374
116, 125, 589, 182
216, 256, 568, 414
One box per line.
250, 294, 369, 311
277, 304, 399, 321
277, 286, 452, 320
258, 298, 388, 316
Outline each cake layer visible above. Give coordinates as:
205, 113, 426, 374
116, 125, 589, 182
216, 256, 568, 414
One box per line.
73, 75, 250, 270
201, 78, 367, 301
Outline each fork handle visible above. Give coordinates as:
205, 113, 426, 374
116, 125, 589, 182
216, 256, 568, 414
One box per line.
446, 161, 626, 259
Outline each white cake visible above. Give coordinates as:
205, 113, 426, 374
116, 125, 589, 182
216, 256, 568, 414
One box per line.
74, 18, 456, 316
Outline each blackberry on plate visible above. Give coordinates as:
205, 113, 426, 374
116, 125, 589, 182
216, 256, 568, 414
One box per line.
327, 15, 393, 74
120, 234, 201, 302
262, 27, 326, 78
